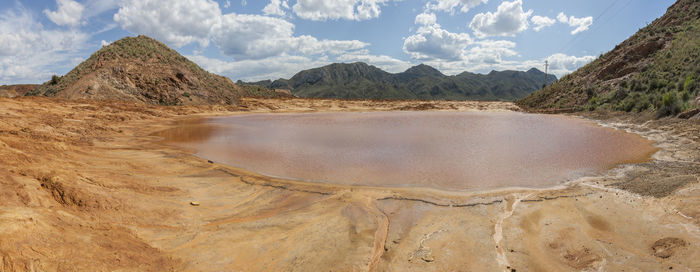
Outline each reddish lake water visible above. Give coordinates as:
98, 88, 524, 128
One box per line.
156, 112, 657, 191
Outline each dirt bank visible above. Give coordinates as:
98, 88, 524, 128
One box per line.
0, 97, 697, 271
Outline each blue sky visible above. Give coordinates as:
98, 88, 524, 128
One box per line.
1, 0, 675, 84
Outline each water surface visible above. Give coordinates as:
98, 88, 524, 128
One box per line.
156, 112, 656, 190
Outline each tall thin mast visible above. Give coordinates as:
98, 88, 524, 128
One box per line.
543, 60, 549, 88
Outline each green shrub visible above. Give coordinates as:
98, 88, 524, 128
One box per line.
50, 75, 60, 85
684, 75, 695, 93
658, 92, 681, 117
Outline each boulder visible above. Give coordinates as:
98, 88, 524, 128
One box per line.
677, 108, 700, 119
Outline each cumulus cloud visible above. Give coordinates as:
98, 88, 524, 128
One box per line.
426, 0, 488, 13
263, 0, 289, 16
113, 0, 221, 47
211, 13, 367, 60
292, 0, 393, 21
403, 23, 472, 61
415, 12, 437, 26
212, 14, 295, 59
530, 15, 554, 31
113, 0, 370, 61
557, 12, 593, 35
291, 36, 368, 56
1, 5, 89, 83
465, 40, 517, 64
545, 53, 595, 75
469, 0, 532, 38
43, 0, 85, 27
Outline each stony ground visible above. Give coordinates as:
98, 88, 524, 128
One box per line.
0, 97, 697, 271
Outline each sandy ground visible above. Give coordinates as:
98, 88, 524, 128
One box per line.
0, 97, 698, 271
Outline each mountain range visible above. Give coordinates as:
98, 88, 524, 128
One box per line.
245, 62, 557, 101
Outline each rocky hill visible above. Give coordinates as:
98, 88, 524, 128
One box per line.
0, 84, 38, 98
246, 62, 556, 101
518, 0, 700, 117
29, 35, 279, 105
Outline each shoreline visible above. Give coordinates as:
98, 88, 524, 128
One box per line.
0, 97, 697, 271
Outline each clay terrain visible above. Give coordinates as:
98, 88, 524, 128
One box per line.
0, 85, 38, 98
0, 96, 698, 271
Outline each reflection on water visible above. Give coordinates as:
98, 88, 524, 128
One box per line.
157, 112, 657, 190
153, 122, 218, 143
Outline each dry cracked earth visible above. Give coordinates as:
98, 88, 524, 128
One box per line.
0, 97, 698, 271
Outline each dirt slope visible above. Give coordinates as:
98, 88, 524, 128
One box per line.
518, 0, 700, 117
29, 35, 278, 105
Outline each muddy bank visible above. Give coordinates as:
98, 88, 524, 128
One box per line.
0, 97, 698, 271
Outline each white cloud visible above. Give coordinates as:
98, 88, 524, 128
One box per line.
530, 15, 554, 31
291, 36, 368, 56
189, 54, 331, 81
224, 0, 231, 8
545, 53, 595, 75
113, 0, 369, 62
263, 0, 289, 16
43, 0, 85, 27
113, 0, 221, 47
426, 0, 488, 13
469, 0, 532, 38
241, 0, 247, 7
211, 13, 368, 60
1, 5, 89, 83
100, 40, 111, 47
292, 0, 393, 21
415, 12, 437, 26
212, 14, 295, 59
557, 12, 593, 35
403, 24, 472, 61
465, 40, 517, 64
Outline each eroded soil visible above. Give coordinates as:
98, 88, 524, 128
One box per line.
0, 97, 697, 271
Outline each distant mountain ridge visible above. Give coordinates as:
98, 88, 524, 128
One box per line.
245, 62, 557, 101
30, 35, 279, 105
518, 0, 700, 117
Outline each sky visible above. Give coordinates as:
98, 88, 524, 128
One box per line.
0, 0, 676, 84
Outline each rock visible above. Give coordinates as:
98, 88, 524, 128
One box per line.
190, 201, 200, 206
651, 237, 686, 258
677, 108, 700, 119
207, 160, 214, 164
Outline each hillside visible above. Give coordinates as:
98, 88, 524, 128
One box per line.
518, 0, 700, 117
0, 84, 38, 98
29, 35, 278, 105
247, 62, 556, 101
